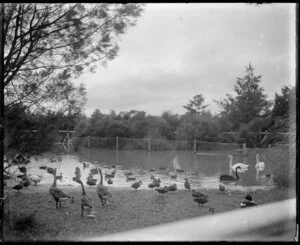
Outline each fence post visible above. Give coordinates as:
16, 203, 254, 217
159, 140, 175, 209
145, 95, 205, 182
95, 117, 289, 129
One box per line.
148, 138, 151, 152
116, 136, 119, 151
87, 136, 90, 148
242, 143, 247, 156
193, 139, 197, 154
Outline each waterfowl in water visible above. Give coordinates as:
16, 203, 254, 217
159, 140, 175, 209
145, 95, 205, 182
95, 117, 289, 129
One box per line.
124, 171, 133, 176
193, 196, 208, 206
240, 194, 258, 208
12, 181, 24, 192
148, 182, 159, 188
192, 189, 206, 198
176, 168, 184, 173
149, 169, 156, 172
96, 168, 112, 206
255, 154, 265, 171
126, 176, 136, 182
184, 178, 191, 190
39, 165, 47, 170
155, 186, 169, 194
131, 181, 143, 190
219, 166, 241, 181
228, 155, 249, 170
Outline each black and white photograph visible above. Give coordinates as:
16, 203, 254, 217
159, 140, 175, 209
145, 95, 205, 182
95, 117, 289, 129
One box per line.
0, 3, 297, 242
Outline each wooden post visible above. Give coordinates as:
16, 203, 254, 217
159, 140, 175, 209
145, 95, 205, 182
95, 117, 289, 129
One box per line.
148, 138, 151, 152
193, 139, 197, 154
116, 136, 119, 151
67, 129, 70, 155
242, 143, 247, 157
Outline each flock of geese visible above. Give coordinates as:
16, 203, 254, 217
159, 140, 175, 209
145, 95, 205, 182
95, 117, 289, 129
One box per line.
6, 153, 266, 217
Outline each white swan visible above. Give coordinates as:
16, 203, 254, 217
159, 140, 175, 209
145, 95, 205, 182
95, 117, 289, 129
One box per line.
228, 155, 249, 170
255, 154, 265, 171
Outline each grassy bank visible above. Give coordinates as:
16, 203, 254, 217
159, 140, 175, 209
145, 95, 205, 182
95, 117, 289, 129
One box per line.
3, 185, 296, 241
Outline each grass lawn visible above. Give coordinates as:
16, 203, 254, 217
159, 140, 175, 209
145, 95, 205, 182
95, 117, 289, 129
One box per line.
3, 185, 296, 241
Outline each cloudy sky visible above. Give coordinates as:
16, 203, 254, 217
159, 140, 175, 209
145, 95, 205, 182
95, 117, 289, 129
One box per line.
75, 3, 296, 117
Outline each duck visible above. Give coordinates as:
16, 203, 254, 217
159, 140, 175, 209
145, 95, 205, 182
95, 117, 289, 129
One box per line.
168, 184, 177, 193
39, 165, 47, 170
169, 172, 177, 179
131, 180, 143, 190
107, 178, 113, 185
86, 178, 97, 186
228, 155, 249, 170
73, 178, 94, 217
148, 182, 160, 188
126, 176, 136, 182
49, 168, 73, 208
124, 171, 133, 176
255, 154, 265, 171
155, 186, 169, 194
12, 181, 24, 192
149, 169, 156, 172
176, 168, 184, 173
28, 174, 43, 186
105, 169, 116, 179
18, 166, 27, 173
240, 194, 258, 208
193, 195, 208, 206
219, 166, 241, 181
184, 178, 191, 190
96, 167, 112, 206
22, 178, 31, 187
219, 184, 226, 192
47, 167, 56, 175
192, 189, 206, 198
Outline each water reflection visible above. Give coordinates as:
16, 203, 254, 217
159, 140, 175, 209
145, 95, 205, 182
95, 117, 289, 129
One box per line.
14, 149, 274, 191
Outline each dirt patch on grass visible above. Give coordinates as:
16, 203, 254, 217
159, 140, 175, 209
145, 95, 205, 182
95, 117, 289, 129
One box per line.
3, 186, 295, 241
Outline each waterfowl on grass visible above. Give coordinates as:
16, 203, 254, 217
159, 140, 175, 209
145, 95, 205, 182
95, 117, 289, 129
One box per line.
131, 181, 143, 190
168, 184, 177, 193
19, 166, 27, 173
155, 186, 169, 194
148, 182, 159, 188
97, 168, 112, 206
49, 168, 73, 208
73, 178, 94, 217
12, 181, 24, 192
191, 189, 206, 198
193, 196, 208, 206
219, 166, 241, 181
28, 174, 43, 186
107, 178, 113, 185
184, 178, 191, 190
105, 170, 116, 179
86, 178, 97, 186
22, 178, 31, 187
219, 184, 225, 192
240, 194, 258, 208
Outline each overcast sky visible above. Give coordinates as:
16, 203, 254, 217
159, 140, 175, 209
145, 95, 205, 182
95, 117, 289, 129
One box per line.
75, 3, 296, 117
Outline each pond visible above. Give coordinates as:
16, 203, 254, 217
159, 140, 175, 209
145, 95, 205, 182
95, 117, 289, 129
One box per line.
9, 148, 274, 192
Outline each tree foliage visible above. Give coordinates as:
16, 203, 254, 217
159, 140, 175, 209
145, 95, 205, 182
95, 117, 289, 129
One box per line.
215, 63, 271, 130
3, 3, 144, 113
183, 94, 209, 114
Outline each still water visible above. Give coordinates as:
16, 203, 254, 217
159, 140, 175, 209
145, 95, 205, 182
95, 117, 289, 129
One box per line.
13, 148, 273, 191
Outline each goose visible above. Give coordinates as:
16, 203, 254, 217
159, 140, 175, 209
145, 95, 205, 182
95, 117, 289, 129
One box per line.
12, 181, 24, 192
28, 174, 43, 186
105, 170, 116, 179
193, 195, 208, 206
240, 194, 258, 208
155, 186, 169, 194
126, 176, 136, 182
255, 154, 265, 171
19, 166, 27, 173
168, 184, 177, 193
228, 155, 249, 170
124, 171, 133, 176
73, 178, 94, 217
131, 181, 142, 190
86, 174, 97, 186
49, 169, 73, 208
192, 189, 206, 198
219, 166, 241, 181
184, 178, 191, 190
96, 167, 112, 206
